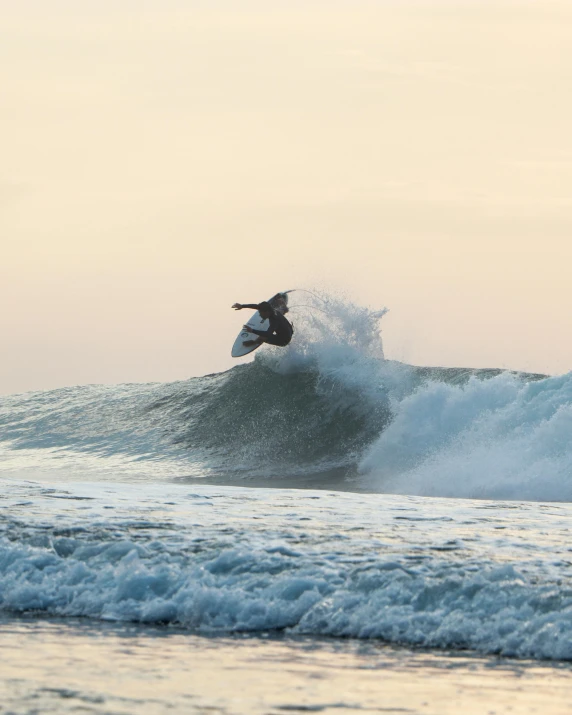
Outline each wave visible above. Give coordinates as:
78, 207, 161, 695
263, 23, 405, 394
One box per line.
4, 531, 570, 660
0, 290, 569, 501
1, 483, 571, 661
360, 370, 572, 502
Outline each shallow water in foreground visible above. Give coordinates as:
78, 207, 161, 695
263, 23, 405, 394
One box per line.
1, 616, 571, 715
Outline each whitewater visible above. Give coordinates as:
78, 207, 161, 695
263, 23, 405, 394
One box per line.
1, 292, 571, 713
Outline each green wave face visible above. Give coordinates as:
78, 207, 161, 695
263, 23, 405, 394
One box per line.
0, 353, 545, 487
155, 361, 392, 477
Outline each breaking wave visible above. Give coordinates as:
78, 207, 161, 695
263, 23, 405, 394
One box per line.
0, 291, 569, 501
1, 482, 571, 661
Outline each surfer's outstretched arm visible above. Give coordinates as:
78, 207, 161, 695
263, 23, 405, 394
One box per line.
232, 303, 259, 310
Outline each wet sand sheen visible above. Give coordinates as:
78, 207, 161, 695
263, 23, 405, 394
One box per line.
1, 617, 571, 715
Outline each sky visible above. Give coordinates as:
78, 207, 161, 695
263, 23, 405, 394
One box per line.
2, 0, 571, 393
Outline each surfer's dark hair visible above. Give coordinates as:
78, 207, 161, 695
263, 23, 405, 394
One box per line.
257, 301, 274, 313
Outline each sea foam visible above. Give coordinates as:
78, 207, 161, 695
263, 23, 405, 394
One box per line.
1, 482, 571, 661
359, 371, 572, 501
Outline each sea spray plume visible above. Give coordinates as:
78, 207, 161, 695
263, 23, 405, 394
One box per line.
279, 289, 388, 362
359, 370, 572, 502
256, 290, 398, 403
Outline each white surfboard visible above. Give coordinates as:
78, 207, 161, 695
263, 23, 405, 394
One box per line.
231, 291, 293, 358
231, 311, 269, 358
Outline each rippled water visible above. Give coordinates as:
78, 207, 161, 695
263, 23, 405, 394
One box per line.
2, 615, 572, 715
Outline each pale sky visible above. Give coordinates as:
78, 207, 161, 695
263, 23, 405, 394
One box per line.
2, 0, 571, 393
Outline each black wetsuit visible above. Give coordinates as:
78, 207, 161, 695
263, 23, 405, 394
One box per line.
242, 305, 293, 347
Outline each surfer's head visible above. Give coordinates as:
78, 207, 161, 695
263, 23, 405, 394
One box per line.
257, 302, 275, 319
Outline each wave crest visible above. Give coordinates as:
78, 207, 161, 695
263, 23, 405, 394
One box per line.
1, 290, 569, 501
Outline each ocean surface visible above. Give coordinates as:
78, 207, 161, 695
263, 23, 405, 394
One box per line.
1, 294, 571, 713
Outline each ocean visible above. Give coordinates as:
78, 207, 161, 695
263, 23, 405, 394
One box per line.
1, 296, 571, 713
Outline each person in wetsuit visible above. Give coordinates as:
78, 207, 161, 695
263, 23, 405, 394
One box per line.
231, 300, 293, 348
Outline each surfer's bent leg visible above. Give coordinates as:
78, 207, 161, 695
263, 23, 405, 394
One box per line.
259, 334, 291, 347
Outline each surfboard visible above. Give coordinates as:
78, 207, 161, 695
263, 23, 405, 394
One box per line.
231, 292, 293, 358
231, 311, 269, 358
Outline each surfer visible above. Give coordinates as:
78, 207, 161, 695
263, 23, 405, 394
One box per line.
231, 301, 293, 348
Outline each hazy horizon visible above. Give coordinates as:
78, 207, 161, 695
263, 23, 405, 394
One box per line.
2, 0, 571, 394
